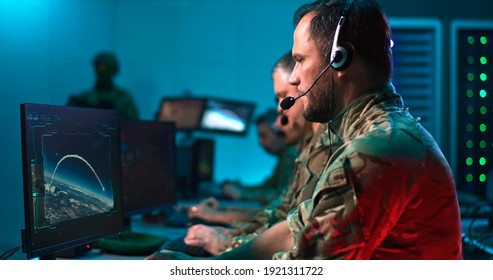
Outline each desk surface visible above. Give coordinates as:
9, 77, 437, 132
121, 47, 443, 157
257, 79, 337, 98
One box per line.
72, 217, 189, 260
6, 200, 491, 260
6, 199, 260, 260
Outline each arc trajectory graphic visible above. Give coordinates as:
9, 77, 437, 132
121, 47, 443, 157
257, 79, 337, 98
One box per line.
48, 154, 106, 192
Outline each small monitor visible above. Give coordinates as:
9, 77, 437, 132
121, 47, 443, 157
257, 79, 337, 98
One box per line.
156, 98, 205, 130
20, 103, 124, 259
120, 119, 177, 217
199, 98, 255, 136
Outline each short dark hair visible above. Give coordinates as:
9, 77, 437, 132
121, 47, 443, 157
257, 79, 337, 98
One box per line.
293, 0, 393, 79
271, 50, 296, 75
256, 108, 278, 128
93, 51, 119, 75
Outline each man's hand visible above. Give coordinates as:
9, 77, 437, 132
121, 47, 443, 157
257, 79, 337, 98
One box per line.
184, 225, 233, 256
188, 197, 220, 220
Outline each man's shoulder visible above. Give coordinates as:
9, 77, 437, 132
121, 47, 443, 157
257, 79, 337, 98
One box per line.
348, 119, 425, 160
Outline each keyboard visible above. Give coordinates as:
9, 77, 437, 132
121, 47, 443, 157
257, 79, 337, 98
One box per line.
161, 237, 212, 258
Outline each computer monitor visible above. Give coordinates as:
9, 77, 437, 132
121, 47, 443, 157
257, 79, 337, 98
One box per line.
176, 138, 214, 198
195, 138, 214, 182
156, 97, 205, 130
20, 103, 124, 259
120, 119, 177, 218
93, 120, 176, 256
199, 98, 255, 136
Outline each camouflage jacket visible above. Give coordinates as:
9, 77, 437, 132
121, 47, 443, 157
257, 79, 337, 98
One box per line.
235, 144, 299, 205
228, 123, 341, 249
274, 83, 463, 260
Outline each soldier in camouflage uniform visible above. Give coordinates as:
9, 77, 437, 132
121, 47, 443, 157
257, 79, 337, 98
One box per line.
266, 0, 462, 259
219, 108, 300, 206
186, 108, 300, 226
182, 52, 329, 256
67, 51, 139, 120
223, 122, 339, 251
147, 0, 462, 261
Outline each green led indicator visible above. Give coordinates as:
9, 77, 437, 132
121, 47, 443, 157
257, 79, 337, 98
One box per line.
466, 123, 473, 132
480, 73, 488, 81
468, 36, 475, 44
480, 140, 487, 149
480, 106, 487, 115
467, 73, 474, 81
467, 56, 474, 64
479, 157, 487, 165
466, 157, 473, 166
466, 174, 474, 182
480, 123, 487, 132
466, 89, 474, 97
480, 89, 487, 98
466, 140, 474, 148
480, 36, 488, 44
480, 56, 488, 64
479, 174, 487, 182
467, 106, 474, 114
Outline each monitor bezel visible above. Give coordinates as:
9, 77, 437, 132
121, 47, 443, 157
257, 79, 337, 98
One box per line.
198, 97, 256, 136
156, 97, 206, 131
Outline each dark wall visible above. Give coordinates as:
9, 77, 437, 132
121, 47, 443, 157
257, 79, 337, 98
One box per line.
382, 0, 493, 19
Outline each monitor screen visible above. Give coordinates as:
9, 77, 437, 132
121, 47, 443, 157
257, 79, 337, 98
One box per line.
156, 98, 205, 130
20, 103, 124, 259
120, 119, 177, 217
199, 98, 255, 135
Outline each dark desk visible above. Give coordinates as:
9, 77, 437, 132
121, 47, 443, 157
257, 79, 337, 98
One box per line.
73, 198, 263, 260
72, 216, 189, 260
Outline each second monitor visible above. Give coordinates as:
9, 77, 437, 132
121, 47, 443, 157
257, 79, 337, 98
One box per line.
157, 97, 255, 136
120, 119, 177, 218
96, 119, 177, 256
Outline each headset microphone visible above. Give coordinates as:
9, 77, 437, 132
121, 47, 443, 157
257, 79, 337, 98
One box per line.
280, 60, 336, 110
279, 0, 354, 111
280, 114, 289, 125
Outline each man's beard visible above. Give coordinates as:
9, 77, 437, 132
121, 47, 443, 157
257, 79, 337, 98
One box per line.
303, 79, 334, 123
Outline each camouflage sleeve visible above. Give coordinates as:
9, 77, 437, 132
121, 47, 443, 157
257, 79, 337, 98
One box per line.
231, 202, 290, 235
236, 146, 298, 204
274, 144, 415, 259
222, 232, 260, 253
232, 180, 296, 235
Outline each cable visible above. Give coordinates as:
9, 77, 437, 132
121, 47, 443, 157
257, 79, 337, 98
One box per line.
0, 245, 22, 260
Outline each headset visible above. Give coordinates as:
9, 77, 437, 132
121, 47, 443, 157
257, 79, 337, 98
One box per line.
280, 0, 355, 110
330, 0, 354, 71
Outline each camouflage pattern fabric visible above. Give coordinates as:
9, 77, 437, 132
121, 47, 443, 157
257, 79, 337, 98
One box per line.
274, 83, 462, 260
235, 144, 299, 206
227, 123, 342, 248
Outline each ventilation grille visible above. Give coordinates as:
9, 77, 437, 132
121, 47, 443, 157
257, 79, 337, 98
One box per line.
389, 19, 442, 144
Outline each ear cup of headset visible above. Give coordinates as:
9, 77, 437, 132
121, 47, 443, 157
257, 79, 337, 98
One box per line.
331, 43, 352, 71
